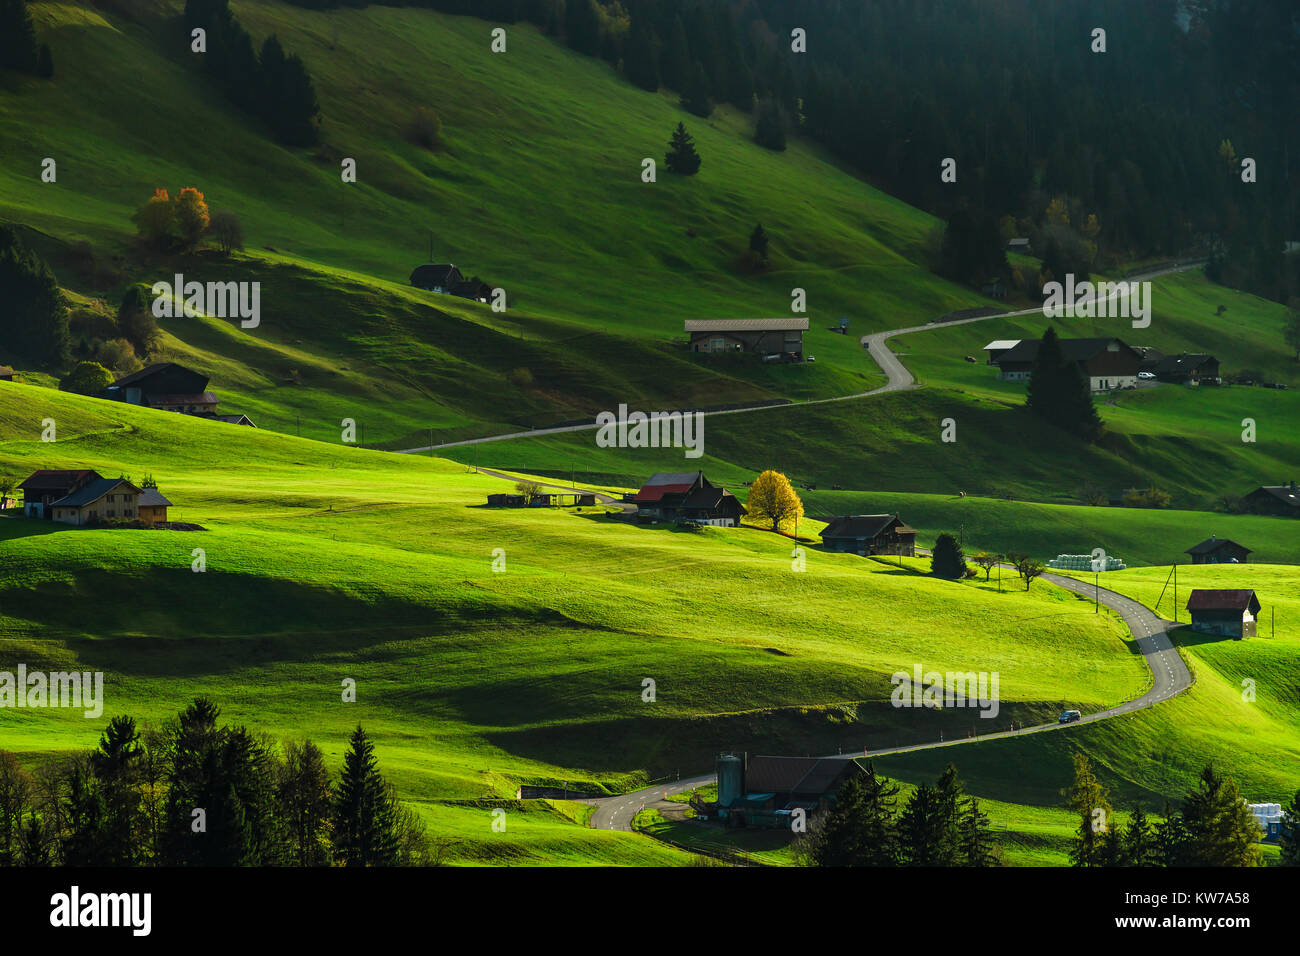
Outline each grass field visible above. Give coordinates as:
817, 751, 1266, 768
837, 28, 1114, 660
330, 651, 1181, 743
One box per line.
0, 380, 1152, 864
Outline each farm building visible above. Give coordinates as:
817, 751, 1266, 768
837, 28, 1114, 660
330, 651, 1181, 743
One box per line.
212, 413, 257, 427
982, 340, 1021, 366
105, 362, 253, 424
1248, 803, 1285, 841
1130, 346, 1164, 373
18, 469, 103, 519
1240, 481, 1299, 516
685, 318, 808, 359
634, 472, 746, 526
0, 365, 15, 381
1155, 353, 1220, 385
1186, 589, 1260, 639
693, 753, 859, 829
1185, 536, 1251, 564
410, 264, 493, 302
820, 514, 916, 556
989, 337, 1141, 391
49, 477, 143, 526
137, 488, 172, 525
1006, 237, 1031, 254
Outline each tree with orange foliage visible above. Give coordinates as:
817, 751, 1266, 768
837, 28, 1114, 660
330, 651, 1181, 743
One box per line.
134, 188, 175, 248
174, 187, 210, 251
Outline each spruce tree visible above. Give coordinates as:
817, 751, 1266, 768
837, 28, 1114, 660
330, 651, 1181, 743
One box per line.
664, 122, 701, 175
332, 726, 400, 867
1180, 764, 1262, 866
898, 782, 953, 865
660, 16, 690, 91
1066, 752, 1113, 867
960, 795, 998, 866
799, 763, 899, 867
0, 225, 70, 367
1122, 803, 1160, 866
681, 62, 713, 117
748, 222, 769, 261
930, 532, 966, 580
1280, 790, 1300, 866
623, 20, 658, 92
1026, 326, 1102, 441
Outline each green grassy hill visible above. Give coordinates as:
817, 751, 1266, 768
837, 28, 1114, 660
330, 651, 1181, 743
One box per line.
1, 380, 1152, 863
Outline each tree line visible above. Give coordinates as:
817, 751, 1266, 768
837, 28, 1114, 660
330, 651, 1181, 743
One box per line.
0, 0, 53, 77
797, 762, 998, 866
0, 699, 435, 866
1066, 753, 1298, 867
184, 0, 321, 146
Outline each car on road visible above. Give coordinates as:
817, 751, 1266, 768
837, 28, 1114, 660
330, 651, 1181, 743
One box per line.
1138, 371, 1155, 380
1058, 709, 1082, 723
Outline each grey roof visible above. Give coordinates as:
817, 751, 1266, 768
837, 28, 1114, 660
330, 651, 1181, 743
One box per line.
1249, 485, 1300, 507
745, 756, 852, 795
642, 471, 703, 487
821, 514, 915, 540
50, 477, 141, 509
995, 337, 1134, 365
1155, 353, 1216, 374
138, 488, 171, 508
684, 318, 810, 333
410, 264, 462, 287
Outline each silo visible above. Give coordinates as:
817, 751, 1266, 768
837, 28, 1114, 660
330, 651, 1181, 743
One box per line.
717, 753, 744, 808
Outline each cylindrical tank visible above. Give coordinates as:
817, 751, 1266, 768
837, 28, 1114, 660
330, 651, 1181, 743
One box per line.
717, 754, 743, 807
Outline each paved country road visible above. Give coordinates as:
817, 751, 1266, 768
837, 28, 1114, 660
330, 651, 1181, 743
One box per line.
396, 260, 1205, 454
586, 568, 1193, 832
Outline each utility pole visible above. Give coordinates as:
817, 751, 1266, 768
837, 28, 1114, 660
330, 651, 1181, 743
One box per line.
1095, 569, 1099, 613
1173, 562, 1177, 624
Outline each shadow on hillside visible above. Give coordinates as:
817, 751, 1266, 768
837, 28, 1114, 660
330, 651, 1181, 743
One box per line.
0, 516, 77, 541
1166, 623, 1242, 648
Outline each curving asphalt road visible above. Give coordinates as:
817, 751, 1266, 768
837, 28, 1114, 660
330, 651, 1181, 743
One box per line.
586, 568, 1192, 831
397, 260, 1205, 454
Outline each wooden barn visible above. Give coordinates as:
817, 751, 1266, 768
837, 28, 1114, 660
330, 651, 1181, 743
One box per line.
1240, 481, 1299, 516
1155, 352, 1220, 385
634, 472, 746, 526
137, 488, 172, 525
18, 469, 103, 519
820, 514, 917, 556
685, 318, 809, 359
701, 753, 859, 829
1185, 536, 1251, 564
1186, 589, 1260, 639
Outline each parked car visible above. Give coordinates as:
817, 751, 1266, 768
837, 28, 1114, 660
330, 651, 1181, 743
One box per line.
1138, 371, 1155, 380
1058, 709, 1082, 724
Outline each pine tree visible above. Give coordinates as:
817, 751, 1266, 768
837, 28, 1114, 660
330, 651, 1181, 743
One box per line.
91, 716, 144, 866
930, 532, 966, 579
753, 97, 788, 151
898, 782, 953, 865
0, 225, 70, 367
960, 795, 998, 866
1180, 764, 1262, 866
563, 0, 601, 57
664, 122, 701, 175
1122, 803, 1160, 866
0, 0, 41, 74
331, 726, 400, 866
798, 763, 898, 866
748, 223, 769, 261
1026, 326, 1102, 441
660, 16, 689, 91
278, 740, 332, 866
1066, 752, 1113, 867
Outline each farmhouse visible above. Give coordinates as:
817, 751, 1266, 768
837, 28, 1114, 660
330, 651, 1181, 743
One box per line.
0, 365, 15, 382
697, 753, 858, 829
105, 363, 253, 424
410, 264, 493, 302
1185, 535, 1251, 565
982, 340, 1020, 366
820, 514, 916, 556
1240, 481, 1299, 516
989, 337, 1141, 390
685, 318, 808, 359
49, 477, 143, 526
1186, 589, 1260, 639
1007, 237, 1031, 254
18, 469, 102, 519
634, 472, 746, 526
1155, 352, 1220, 385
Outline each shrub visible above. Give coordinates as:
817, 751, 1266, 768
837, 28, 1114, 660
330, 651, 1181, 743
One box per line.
407, 107, 442, 149
60, 361, 115, 395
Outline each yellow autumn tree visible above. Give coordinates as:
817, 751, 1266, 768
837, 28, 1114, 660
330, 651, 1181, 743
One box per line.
174, 187, 210, 251
1045, 197, 1070, 226
746, 469, 804, 533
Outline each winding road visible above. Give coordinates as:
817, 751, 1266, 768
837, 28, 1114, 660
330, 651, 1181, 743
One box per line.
422, 259, 1205, 834
588, 570, 1192, 831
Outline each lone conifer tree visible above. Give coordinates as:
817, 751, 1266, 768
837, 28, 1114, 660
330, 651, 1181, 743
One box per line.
930, 532, 965, 579
748, 222, 769, 261
665, 122, 701, 175
1026, 326, 1102, 441
332, 726, 400, 867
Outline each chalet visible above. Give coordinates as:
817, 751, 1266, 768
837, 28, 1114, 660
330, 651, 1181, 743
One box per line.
990, 337, 1141, 391
1241, 481, 1300, 516
700, 753, 859, 829
634, 472, 746, 526
820, 514, 917, 556
108, 363, 211, 406
1007, 237, 1031, 254
410, 265, 493, 302
982, 340, 1021, 366
50, 477, 143, 526
1186, 589, 1260, 639
1185, 535, 1251, 565
212, 413, 257, 427
146, 392, 219, 415
19, 469, 102, 519
137, 488, 172, 525
685, 318, 809, 359
0, 365, 15, 382
1155, 353, 1220, 385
